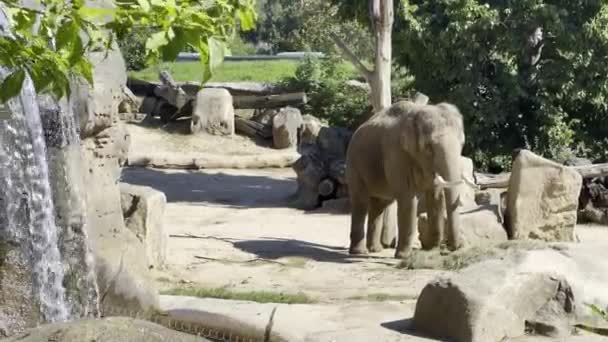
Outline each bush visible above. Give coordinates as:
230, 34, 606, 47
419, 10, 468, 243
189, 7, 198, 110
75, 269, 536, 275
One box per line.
117, 27, 152, 71
394, 0, 608, 171
279, 55, 371, 129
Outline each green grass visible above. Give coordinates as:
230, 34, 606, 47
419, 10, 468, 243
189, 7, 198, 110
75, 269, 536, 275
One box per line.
162, 286, 315, 304
398, 240, 567, 271
129, 60, 301, 83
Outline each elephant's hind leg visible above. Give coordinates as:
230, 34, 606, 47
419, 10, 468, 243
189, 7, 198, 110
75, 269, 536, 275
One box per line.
367, 198, 392, 253
395, 192, 418, 259
349, 195, 369, 255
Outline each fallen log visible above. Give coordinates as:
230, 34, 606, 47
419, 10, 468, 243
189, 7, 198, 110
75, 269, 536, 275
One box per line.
234, 116, 273, 139
572, 163, 608, 179
233, 92, 307, 109
475, 172, 511, 189
474, 162, 608, 190
127, 152, 300, 169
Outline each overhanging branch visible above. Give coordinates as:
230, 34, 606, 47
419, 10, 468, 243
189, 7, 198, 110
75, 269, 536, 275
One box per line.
329, 32, 372, 81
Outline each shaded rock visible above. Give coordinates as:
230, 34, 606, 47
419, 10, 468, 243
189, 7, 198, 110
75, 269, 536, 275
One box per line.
120, 183, 168, 269
118, 85, 142, 114
418, 204, 507, 250
321, 198, 351, 213
414, 256, 575, 342
272, 106, 303, 149
507, 150, 581, 241
316, 126, 352, 159
139, 96, 158, 115
191, 88, 235, 135
2, 317, 212, 342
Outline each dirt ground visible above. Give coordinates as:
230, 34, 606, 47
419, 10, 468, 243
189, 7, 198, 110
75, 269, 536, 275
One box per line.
122, 124, 608, 305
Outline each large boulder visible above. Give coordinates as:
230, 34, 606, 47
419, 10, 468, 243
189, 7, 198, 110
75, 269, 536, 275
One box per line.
272, 106, 303, 149
413, 256, 576, 342
2, 317, 212, 342
506, 150, 582, 242
418, 204, 507, 249
190, 88, 235, 135
120, 183, 168, 269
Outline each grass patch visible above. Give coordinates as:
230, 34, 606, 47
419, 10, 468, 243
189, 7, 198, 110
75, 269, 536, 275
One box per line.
398, 240, 567, 271
129, 60, 301, 83
162, 286, 315, 304
348, 293, 417, 302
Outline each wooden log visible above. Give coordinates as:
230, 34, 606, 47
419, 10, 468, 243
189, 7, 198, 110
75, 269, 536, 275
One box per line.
475, 172, 511, 189
127, 152, 300, 169
572, 163, 608, 179
233, 92, 308, 109
475, 163, 608, 190
318, 178, 337, 197
291, 148, 326, 209
234, 116, 273, 139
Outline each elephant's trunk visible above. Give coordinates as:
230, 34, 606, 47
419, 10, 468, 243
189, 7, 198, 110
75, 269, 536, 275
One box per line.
433, 151, 465, 251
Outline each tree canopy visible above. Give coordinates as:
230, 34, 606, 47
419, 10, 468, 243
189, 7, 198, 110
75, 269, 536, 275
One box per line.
0, 0, 256, 102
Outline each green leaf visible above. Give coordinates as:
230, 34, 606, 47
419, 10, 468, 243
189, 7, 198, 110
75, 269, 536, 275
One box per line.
0, 69, 25, 103
208, 36, 226, 74
145, 31, 169, 52
237, 8, 256, 31
55, 20, 78, 51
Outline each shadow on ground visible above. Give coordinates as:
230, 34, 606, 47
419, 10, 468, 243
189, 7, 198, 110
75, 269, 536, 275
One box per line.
381, 318, 447, 341
121, 167, 298, 208
233, 237, 396, 265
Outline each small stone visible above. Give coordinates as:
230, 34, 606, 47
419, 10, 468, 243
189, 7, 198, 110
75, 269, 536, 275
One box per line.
272, 107, 303, 149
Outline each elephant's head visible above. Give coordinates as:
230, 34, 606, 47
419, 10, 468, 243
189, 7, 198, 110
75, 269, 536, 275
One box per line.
397, 101, 476, 250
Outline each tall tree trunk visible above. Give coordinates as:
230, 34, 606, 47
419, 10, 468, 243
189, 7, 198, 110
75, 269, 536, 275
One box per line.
331, 0, 396, 247
369, 0, 393, 112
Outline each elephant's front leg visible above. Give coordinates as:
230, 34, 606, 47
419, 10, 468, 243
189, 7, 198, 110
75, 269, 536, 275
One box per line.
367, 198, 391, 253
349, 196, 369, 255
380, 202, 397, 248
423, 189, 445, 250
395, 192, 418, 259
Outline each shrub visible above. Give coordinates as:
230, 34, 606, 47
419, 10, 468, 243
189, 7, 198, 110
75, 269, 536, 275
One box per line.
279, 55, 371, 129
117, 27, 153, 71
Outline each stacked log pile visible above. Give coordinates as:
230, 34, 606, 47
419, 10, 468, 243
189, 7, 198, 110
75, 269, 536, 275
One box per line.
127, 73, 307, 124
291, 115, 353, 210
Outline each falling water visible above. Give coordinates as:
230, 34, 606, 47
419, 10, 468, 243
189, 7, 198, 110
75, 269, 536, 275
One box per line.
0, 8, 69, 322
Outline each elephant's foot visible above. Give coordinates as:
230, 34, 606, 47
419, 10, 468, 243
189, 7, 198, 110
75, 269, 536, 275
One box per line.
367, 243, 384, 253
446, 239, 464, 252
394, 248, 413, 260
349, 243, 369, 255
381, 238, 396, 249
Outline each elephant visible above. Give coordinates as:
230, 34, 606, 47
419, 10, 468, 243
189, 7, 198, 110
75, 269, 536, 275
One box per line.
345, 100, 476, 259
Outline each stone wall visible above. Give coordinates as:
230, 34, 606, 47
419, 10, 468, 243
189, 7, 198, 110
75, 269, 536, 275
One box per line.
72, 42, 159, 314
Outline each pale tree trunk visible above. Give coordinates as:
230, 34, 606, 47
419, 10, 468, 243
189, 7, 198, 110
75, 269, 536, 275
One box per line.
330, 0, 396, 247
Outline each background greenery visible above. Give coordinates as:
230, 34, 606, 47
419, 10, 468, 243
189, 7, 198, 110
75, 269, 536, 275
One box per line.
123, 0, 608, 172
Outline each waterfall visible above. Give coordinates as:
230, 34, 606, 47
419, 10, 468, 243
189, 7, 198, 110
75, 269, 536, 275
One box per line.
0, 71, 70, 322
0, 5, 97, 326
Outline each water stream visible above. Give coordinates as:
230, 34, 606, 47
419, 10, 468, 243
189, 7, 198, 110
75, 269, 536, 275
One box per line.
0, 6, 77, 323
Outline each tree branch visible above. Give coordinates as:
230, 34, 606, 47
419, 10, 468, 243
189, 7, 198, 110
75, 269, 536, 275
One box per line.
329, 32, 372, 81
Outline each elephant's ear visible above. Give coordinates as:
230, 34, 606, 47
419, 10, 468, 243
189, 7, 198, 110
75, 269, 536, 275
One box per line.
399, 109, 425, 155
436, 102, 465, 146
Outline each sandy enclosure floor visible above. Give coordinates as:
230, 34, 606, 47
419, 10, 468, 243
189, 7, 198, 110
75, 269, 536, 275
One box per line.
122, 123, 608, 306
121, 167, 445, 303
